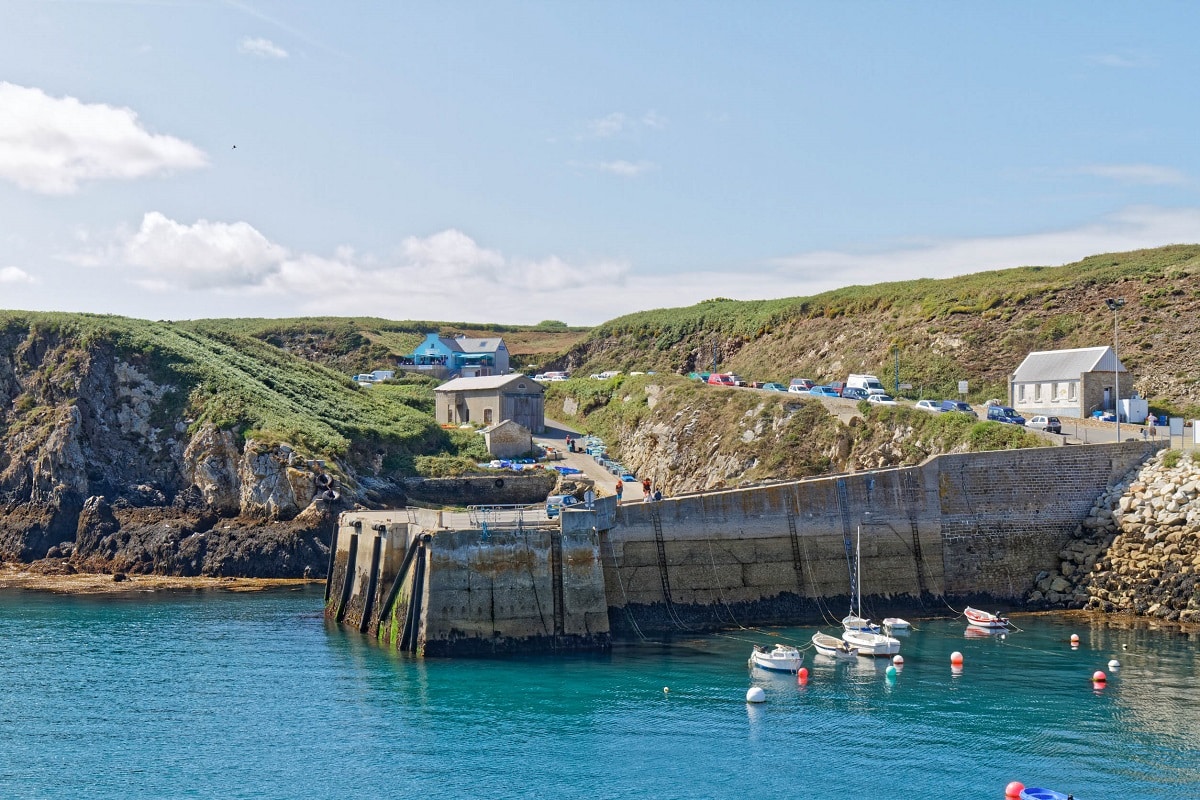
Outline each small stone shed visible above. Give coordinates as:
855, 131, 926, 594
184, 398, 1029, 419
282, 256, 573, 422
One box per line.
482, 420, 534, 459
1010, 345, 1132, 419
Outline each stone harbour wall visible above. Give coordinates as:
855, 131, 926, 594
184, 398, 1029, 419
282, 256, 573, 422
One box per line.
1032, 448, 1200, 623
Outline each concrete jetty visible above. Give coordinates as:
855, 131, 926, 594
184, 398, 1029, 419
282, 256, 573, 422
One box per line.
326, 440, 1159, 656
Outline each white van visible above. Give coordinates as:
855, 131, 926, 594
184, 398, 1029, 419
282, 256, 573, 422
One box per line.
846, 374, 887, 396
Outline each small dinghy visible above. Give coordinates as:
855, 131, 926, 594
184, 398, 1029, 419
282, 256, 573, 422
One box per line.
1019, 788, 1073, 800
882, 617, 911, 631
749, 644, 803, 672
812, 631, 858, 660
964, 606, 1010, 629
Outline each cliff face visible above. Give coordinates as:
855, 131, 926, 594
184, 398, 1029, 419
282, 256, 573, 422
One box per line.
0, 326, 333, 576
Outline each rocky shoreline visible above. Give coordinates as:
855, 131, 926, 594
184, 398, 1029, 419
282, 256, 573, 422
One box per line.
0, 563, 320, 595
1030, 448, 1200, 624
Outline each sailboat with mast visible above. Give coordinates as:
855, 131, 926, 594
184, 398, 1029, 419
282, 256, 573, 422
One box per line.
841, 525, 901, 657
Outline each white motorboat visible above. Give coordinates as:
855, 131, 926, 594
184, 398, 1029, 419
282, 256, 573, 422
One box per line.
842, 627, 901, 657
749, 644, 803, 672
964, 606, 1010, 629
812, 631, 858, 660
882, 617, 911, 631
841, 526, 901, 657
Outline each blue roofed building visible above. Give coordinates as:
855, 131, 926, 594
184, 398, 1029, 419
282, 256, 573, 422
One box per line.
399, 333, 510, 378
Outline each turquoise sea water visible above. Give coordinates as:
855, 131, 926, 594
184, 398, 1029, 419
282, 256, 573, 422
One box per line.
1, 586, 1197, 800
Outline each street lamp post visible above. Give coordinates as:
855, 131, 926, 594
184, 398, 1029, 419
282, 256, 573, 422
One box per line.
1105, 298, 1125, 441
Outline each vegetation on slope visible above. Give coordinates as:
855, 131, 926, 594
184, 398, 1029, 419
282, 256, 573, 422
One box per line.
553, 246, 1200, 414
183, 317, 590, 374
545, 374, 1047, 492
0, 312, 488, 474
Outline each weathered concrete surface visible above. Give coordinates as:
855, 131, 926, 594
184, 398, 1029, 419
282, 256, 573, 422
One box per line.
327, 441, 1161, 654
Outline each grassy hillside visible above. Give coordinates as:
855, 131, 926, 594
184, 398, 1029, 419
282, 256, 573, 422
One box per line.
551, 245, 1200, 415
543, 373, 1047, 493
184, 317, 590, 375
0, 312, 492, 474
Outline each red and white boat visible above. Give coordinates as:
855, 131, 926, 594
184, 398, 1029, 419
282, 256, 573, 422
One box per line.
964, 606, 1010, 629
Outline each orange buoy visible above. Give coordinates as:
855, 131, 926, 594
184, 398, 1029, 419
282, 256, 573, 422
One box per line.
1005, 781, 1025, 798
1093, 670, 1107, 683
950, 651, 964, 666
797, 667, 809, 685
893, 655, 904, 666
1071, 633, 1080, 644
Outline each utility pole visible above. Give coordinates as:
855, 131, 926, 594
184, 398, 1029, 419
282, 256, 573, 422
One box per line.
1105, 298, 1125, 441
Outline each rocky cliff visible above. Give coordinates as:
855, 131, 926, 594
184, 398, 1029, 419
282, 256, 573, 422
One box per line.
0, 322, 340, 577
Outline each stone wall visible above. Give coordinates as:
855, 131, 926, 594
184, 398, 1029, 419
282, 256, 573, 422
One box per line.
1030, 447, 1200, 623
326, 441, 1161, 653
401, 471, 557, 506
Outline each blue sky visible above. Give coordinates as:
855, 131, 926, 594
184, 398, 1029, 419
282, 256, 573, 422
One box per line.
1, 1, 1197, 325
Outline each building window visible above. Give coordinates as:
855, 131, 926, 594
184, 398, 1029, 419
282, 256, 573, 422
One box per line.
1018, 384, 1025, 402
1068, 382, 1077, 401
446, 408, 454, 424
484, 408, 493, 425
1034, 383, 1042, 402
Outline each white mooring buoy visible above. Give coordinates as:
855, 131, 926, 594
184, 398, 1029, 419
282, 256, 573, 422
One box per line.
746, 687, 766, 704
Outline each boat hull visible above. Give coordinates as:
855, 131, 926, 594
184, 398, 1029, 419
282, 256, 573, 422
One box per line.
841, 629, 901, 657
964, 606, 1010, 629
812, 632, 858, 660
749, 645, 803, 672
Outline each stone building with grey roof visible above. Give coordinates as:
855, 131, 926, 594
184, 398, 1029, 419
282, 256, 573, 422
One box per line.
434, 374, 545, 433
1010, 346, 1131, 419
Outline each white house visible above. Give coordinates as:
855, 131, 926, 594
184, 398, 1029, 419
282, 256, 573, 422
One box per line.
1010, 346, 1133, 420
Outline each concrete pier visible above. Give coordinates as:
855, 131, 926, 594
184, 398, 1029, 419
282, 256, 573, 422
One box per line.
326, 440, 1159, 655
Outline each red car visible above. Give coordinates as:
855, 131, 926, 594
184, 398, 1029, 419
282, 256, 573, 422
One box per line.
707, 373, 740, 386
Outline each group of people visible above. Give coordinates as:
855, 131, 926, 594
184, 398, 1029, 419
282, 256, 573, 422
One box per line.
611, 477, 661, 503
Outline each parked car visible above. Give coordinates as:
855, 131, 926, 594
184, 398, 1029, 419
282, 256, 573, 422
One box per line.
986, 405, 1026, 425
809, 386, 841, 397
707, 373, 740, 386
841, 387, 868, 400
866, 394, 897, 405
545, 494, 580, 518
761, 382, 788, 392
1028, 415, 1062, 434
789, 378, 815, 390
829, 381, 846, 396
915, 399, 942, 412
787, 384, 810, 394
940, 400, 978, 418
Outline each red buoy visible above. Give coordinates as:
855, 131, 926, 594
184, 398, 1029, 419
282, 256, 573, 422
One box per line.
797, 667, 809, 685
1093, 670, 1107, 683
1005, 781, 1025, 798
950, 651, 964, 666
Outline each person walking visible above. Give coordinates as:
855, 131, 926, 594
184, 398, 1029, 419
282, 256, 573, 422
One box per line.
615, 480, 623, 503
642, 477, 652, 502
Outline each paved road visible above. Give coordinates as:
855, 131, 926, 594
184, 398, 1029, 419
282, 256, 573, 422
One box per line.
534, 418, 630, 498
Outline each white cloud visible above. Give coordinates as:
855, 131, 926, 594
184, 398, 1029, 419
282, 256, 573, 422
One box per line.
569, 159, 658, 177
0, 82, 207, 195
65, 206, 1199, 326
765, 206, 1200, 292
0, 266, 33, 284
1087, 51, 1153, 69
1076, 164, 1186, 186
238, 36, 288, 59
580, 110, 667, 139
584, 112, 628, 139
597, 160, 657, 177
123, 212, 288, 289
